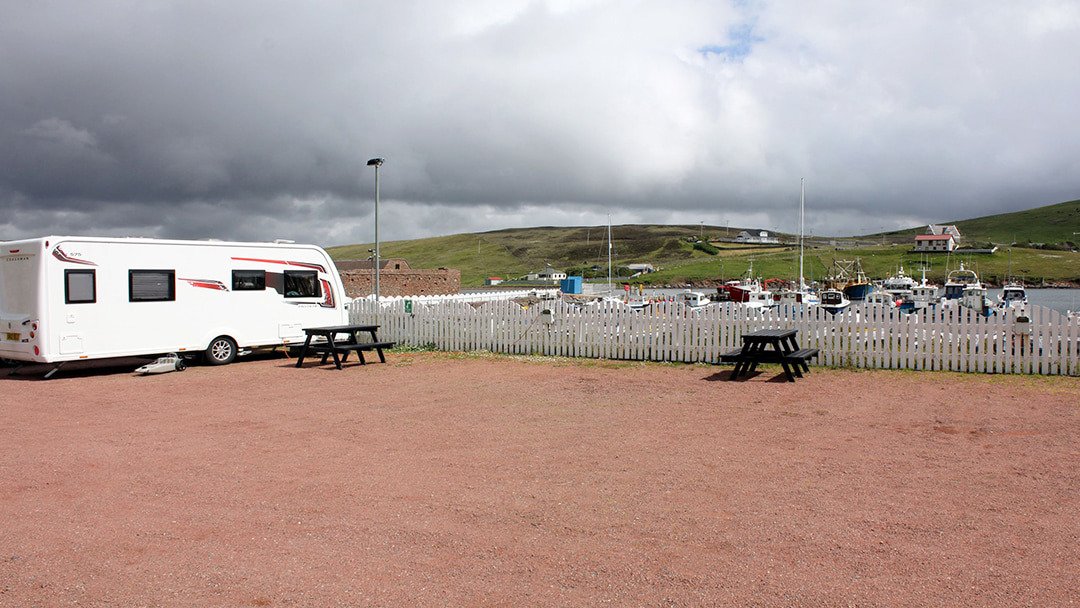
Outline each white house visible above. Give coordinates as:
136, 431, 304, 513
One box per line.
914, 224, 961, 252
536, 266, 567, 281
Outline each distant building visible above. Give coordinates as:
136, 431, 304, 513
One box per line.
927, 224, 962, 239
485, 277, 503, 286
334, 258, 411, 271
735, 230, 779, 244
536, 266, 567, 281
626, 263, 655, 274
914, 225, 961, 252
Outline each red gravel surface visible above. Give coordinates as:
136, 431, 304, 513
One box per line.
2, 352, 1079, 607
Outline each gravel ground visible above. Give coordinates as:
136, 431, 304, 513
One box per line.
2, 352, 1079, 607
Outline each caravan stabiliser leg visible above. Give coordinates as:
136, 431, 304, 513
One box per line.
43, 362, 66, 380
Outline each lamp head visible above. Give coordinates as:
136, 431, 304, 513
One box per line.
366, 158, 384, 167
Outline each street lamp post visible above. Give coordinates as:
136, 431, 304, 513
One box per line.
366, 158, 385, 301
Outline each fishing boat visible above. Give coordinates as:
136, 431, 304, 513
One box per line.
864, 289, 899, 308
881, 266, 918, 299
818, 288, 851, 314
909, 269, 940, 311
941, 263, 992, 315
832, 259, 873, 301
723, 260, 770, 304
998, 281, 1028, 310
941, 263, 979, 301
678, 290, 712, 308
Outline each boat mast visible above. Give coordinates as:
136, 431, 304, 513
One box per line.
799, 178, 806, 290
607, 214, 612, 295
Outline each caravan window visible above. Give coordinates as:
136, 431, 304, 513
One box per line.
232, 269, 266, 291
283, 270, 320, 298
65, 269, 96, 304
129, 269, 176, 302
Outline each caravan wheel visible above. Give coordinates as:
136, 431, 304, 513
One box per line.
205, 336, 237, 365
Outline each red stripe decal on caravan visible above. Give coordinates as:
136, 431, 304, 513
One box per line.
52, 246, 98, 266
231, 257, 326, 273
180, 278, 229, 291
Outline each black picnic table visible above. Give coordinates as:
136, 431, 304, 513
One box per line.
720, 328, 819, 382
294, 324, 395, 369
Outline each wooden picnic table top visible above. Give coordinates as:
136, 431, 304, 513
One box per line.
302, 324, 379, 335
741, 328, 797, 340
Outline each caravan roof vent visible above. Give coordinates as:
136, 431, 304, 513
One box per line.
273, 239, 296, 244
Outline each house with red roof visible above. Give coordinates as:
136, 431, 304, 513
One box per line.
913, 224, 960, 252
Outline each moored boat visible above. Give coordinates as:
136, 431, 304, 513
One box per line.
909, 268, 940, 311
998, 281, 1028, 310
818, 288, 851, 314
864, 290, 900, 308
724, 260, 770, 305
881, 266, 918, 300
941, 263, 993, 315
832, 259, 873, 302
678, 290, 712, 308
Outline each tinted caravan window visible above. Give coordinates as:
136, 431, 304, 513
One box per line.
129, 270, 176, 302
283, 270, 319, 298
65, 269, 96, 304
232, 269, 266, 291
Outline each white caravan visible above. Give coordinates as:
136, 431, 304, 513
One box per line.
1, 236, 350, 375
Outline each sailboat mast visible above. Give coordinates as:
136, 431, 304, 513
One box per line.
799, 178, 805, 290
607, 214, 612, 295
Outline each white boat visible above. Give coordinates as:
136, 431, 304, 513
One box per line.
942, 262, 979, 301
941, 263, 992, 315
744, 289, 777, 309
881, 266, 918, 301
818, 288, 850, 313
773, 288, 818, 306
678, 291, 712, 308
998, 281, 1028, 310
864, 290, 899, 308
909, 268, 940, 311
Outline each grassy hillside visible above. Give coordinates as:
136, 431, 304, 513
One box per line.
326, 199, 1080, 287
329, 224, 742, 286
952, 199, 1080, 245
872, 199, 1080, 246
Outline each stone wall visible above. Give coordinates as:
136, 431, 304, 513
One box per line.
340, 268, 461, 298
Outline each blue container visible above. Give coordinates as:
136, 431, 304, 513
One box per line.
560, 276, 583, 294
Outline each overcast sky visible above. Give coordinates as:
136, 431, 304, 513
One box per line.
3, 1, 1079, 246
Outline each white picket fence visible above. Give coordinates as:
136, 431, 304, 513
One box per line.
349, 299, 1080, 376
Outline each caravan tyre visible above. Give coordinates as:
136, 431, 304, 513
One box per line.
205, 336, 237, 366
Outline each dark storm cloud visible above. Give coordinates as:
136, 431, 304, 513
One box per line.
2, 0, 1078, 245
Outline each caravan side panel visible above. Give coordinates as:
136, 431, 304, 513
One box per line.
3, 237, 349, 363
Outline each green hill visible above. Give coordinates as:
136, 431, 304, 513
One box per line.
329, 224, 743, 286
327, 199, 1080, 287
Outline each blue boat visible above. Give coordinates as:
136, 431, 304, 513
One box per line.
832, 259, 873, 301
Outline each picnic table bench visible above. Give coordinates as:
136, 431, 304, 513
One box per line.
294, 324, 395, 369
720, 328, 819, 382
